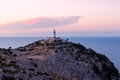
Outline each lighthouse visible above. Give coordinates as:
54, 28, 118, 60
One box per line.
53, 29, 56, 38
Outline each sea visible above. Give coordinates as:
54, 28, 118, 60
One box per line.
0, 37, 120, 72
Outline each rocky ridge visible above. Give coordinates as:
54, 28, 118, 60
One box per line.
0, 37, 119, 80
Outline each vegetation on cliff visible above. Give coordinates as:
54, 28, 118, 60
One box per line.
0, 38, 119, 80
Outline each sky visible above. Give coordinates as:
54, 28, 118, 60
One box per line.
0, 0, 120, 37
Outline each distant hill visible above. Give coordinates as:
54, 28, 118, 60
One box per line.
0, 37, 119, 80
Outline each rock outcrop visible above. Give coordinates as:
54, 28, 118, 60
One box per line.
0, 38, 119, 80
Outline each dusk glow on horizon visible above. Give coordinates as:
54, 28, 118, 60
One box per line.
0, 0, 120, 36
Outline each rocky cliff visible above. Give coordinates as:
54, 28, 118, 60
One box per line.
0, 38, 119, 80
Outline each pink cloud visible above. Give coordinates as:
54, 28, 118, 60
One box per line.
0, 16, 80, 30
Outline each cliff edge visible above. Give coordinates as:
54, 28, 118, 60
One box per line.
0, 37, 119, 80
